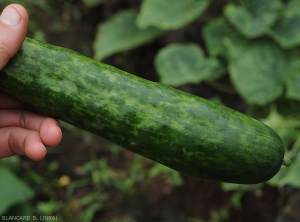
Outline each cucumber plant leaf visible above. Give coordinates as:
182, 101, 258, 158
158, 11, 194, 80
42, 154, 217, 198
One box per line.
286, 72, 300, 101
93, 10, 162, 60
268, 149, 300, 188
82, 0, 104, 7
225, 38, 300, 105
155, 43, 220, 87
0, 165, 34, 215
137, 0, 211, 30
202, 17, 241, 58
261, 107, 300, 147
268, 0, 300, 48
224, 0, 282, 38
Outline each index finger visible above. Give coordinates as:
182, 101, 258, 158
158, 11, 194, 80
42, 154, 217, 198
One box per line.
0, 90, 26, 109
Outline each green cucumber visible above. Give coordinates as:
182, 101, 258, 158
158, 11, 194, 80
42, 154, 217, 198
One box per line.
0, 37, 284, 184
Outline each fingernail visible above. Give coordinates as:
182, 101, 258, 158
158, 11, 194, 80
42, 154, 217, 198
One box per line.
0, 7, 20, 26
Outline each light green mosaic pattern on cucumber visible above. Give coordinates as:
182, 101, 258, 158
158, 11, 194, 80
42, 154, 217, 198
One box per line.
0, 38, 284, 184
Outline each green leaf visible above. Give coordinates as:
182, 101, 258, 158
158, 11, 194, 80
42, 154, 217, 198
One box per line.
222, 182, 259, 192
268, 151, 300, 188
93, 10, 162, 60
268, 0, 300, 48
137, 0, 211, 30
224, 0, 282, 38
261, 106, 300, 147
202, 17, 241, 58
82, 0, 104, 7
155, 43, 220, 87
286, 72, 300, 101
225, 38, 299, 105
37, 201, 63, 215
0, 165, 34, 215
3, 202, 33, 219
148, 163, 183, 187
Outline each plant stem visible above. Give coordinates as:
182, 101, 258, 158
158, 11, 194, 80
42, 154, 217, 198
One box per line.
205, 80, 237, 94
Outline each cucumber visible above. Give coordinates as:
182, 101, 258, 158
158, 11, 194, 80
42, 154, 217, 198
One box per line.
0, 38, 284, 184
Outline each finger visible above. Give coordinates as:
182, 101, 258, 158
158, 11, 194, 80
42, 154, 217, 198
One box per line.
0, 127, 47, 161
0, 91, 26, 109
40, 118, 62, 147
0, 109, 62, 147
0, 4, 28, 70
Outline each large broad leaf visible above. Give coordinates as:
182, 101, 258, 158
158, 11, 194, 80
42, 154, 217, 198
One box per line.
268, 0, 300, 48
261, 107, 300, 148
0, 165, 34, 215
286, 72, 300, 101
224, 0, 282, 38
202, 17, 241, 58
93, 10, 162, 60
268, 150, 300, 188
225, 38, 300, 105
155, 43, 220, 87
137, 0, 211, 30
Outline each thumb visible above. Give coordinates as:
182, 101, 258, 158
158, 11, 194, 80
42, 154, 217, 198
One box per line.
0, 4, 28, 70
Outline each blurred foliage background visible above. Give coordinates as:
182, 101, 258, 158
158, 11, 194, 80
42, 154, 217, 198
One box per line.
0, 0, 300, 221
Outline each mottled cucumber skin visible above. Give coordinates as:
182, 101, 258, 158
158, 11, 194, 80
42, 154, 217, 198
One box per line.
0, 38, 284, 184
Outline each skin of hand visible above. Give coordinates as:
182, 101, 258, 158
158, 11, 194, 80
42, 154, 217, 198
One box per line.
0, 4, 62, 161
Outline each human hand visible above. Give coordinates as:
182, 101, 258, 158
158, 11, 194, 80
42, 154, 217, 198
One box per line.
0, 4, 62, 161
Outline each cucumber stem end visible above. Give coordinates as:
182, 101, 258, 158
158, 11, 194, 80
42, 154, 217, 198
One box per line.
283, 156, 291, 166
